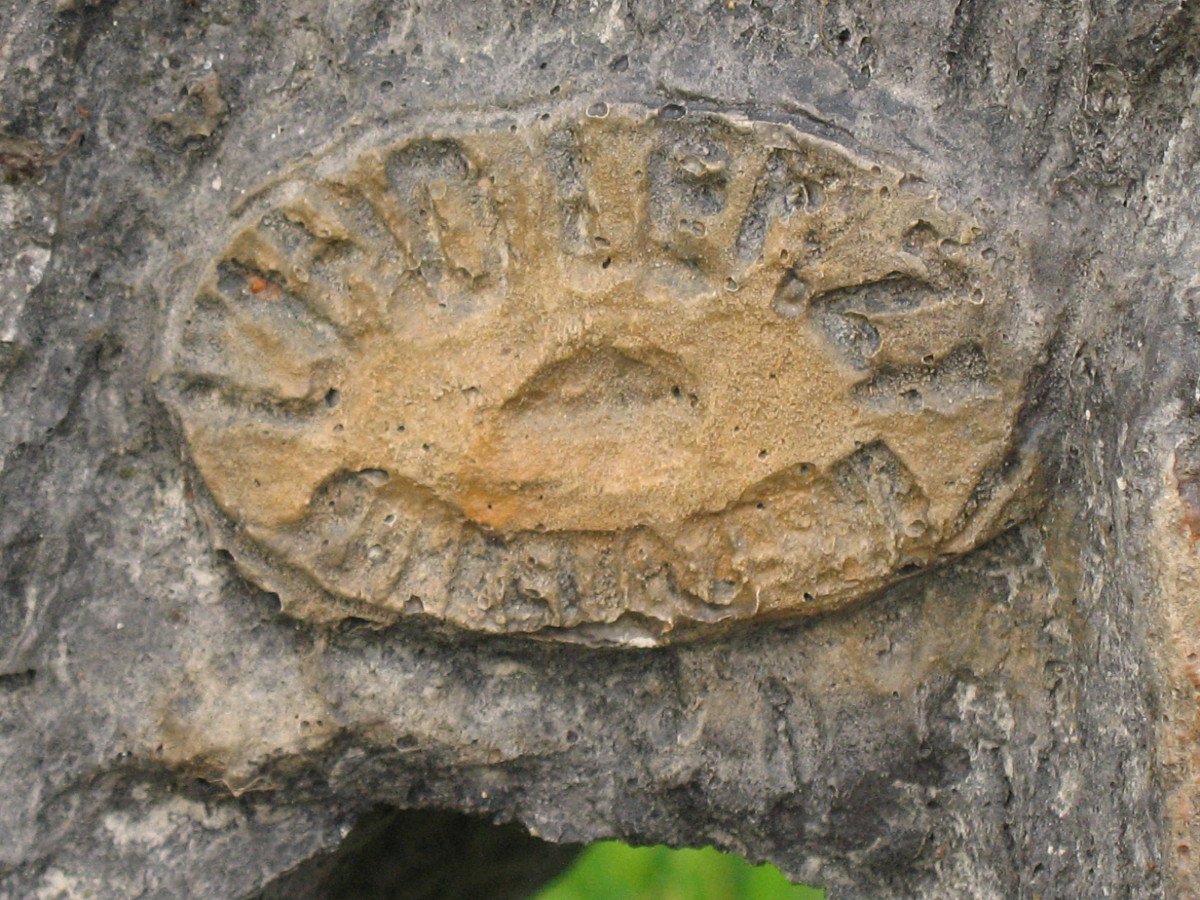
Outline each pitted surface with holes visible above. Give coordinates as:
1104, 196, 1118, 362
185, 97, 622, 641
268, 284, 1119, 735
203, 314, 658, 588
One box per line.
156, 104, 1038, 643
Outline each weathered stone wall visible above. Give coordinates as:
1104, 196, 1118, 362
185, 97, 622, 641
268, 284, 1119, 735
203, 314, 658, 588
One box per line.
2, 0, 1198, 896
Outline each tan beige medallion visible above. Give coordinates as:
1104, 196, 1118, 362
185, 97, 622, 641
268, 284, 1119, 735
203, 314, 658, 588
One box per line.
156, 103, 1039, 644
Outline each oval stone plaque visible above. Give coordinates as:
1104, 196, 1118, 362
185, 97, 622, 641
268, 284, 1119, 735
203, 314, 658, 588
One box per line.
157, 103, 1038, 644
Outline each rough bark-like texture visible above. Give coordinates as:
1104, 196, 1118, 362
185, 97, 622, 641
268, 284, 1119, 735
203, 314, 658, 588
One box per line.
2, 0, 1198, 897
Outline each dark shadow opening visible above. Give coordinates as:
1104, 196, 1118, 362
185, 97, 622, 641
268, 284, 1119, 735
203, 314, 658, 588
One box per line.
252, 806, 579, 900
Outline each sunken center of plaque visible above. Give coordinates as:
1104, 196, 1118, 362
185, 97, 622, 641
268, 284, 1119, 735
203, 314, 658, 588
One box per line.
157, 103, 1036, 643
332, 261, 866, 534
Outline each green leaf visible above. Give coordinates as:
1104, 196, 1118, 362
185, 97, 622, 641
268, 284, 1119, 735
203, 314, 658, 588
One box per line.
533, 841, 824, 900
